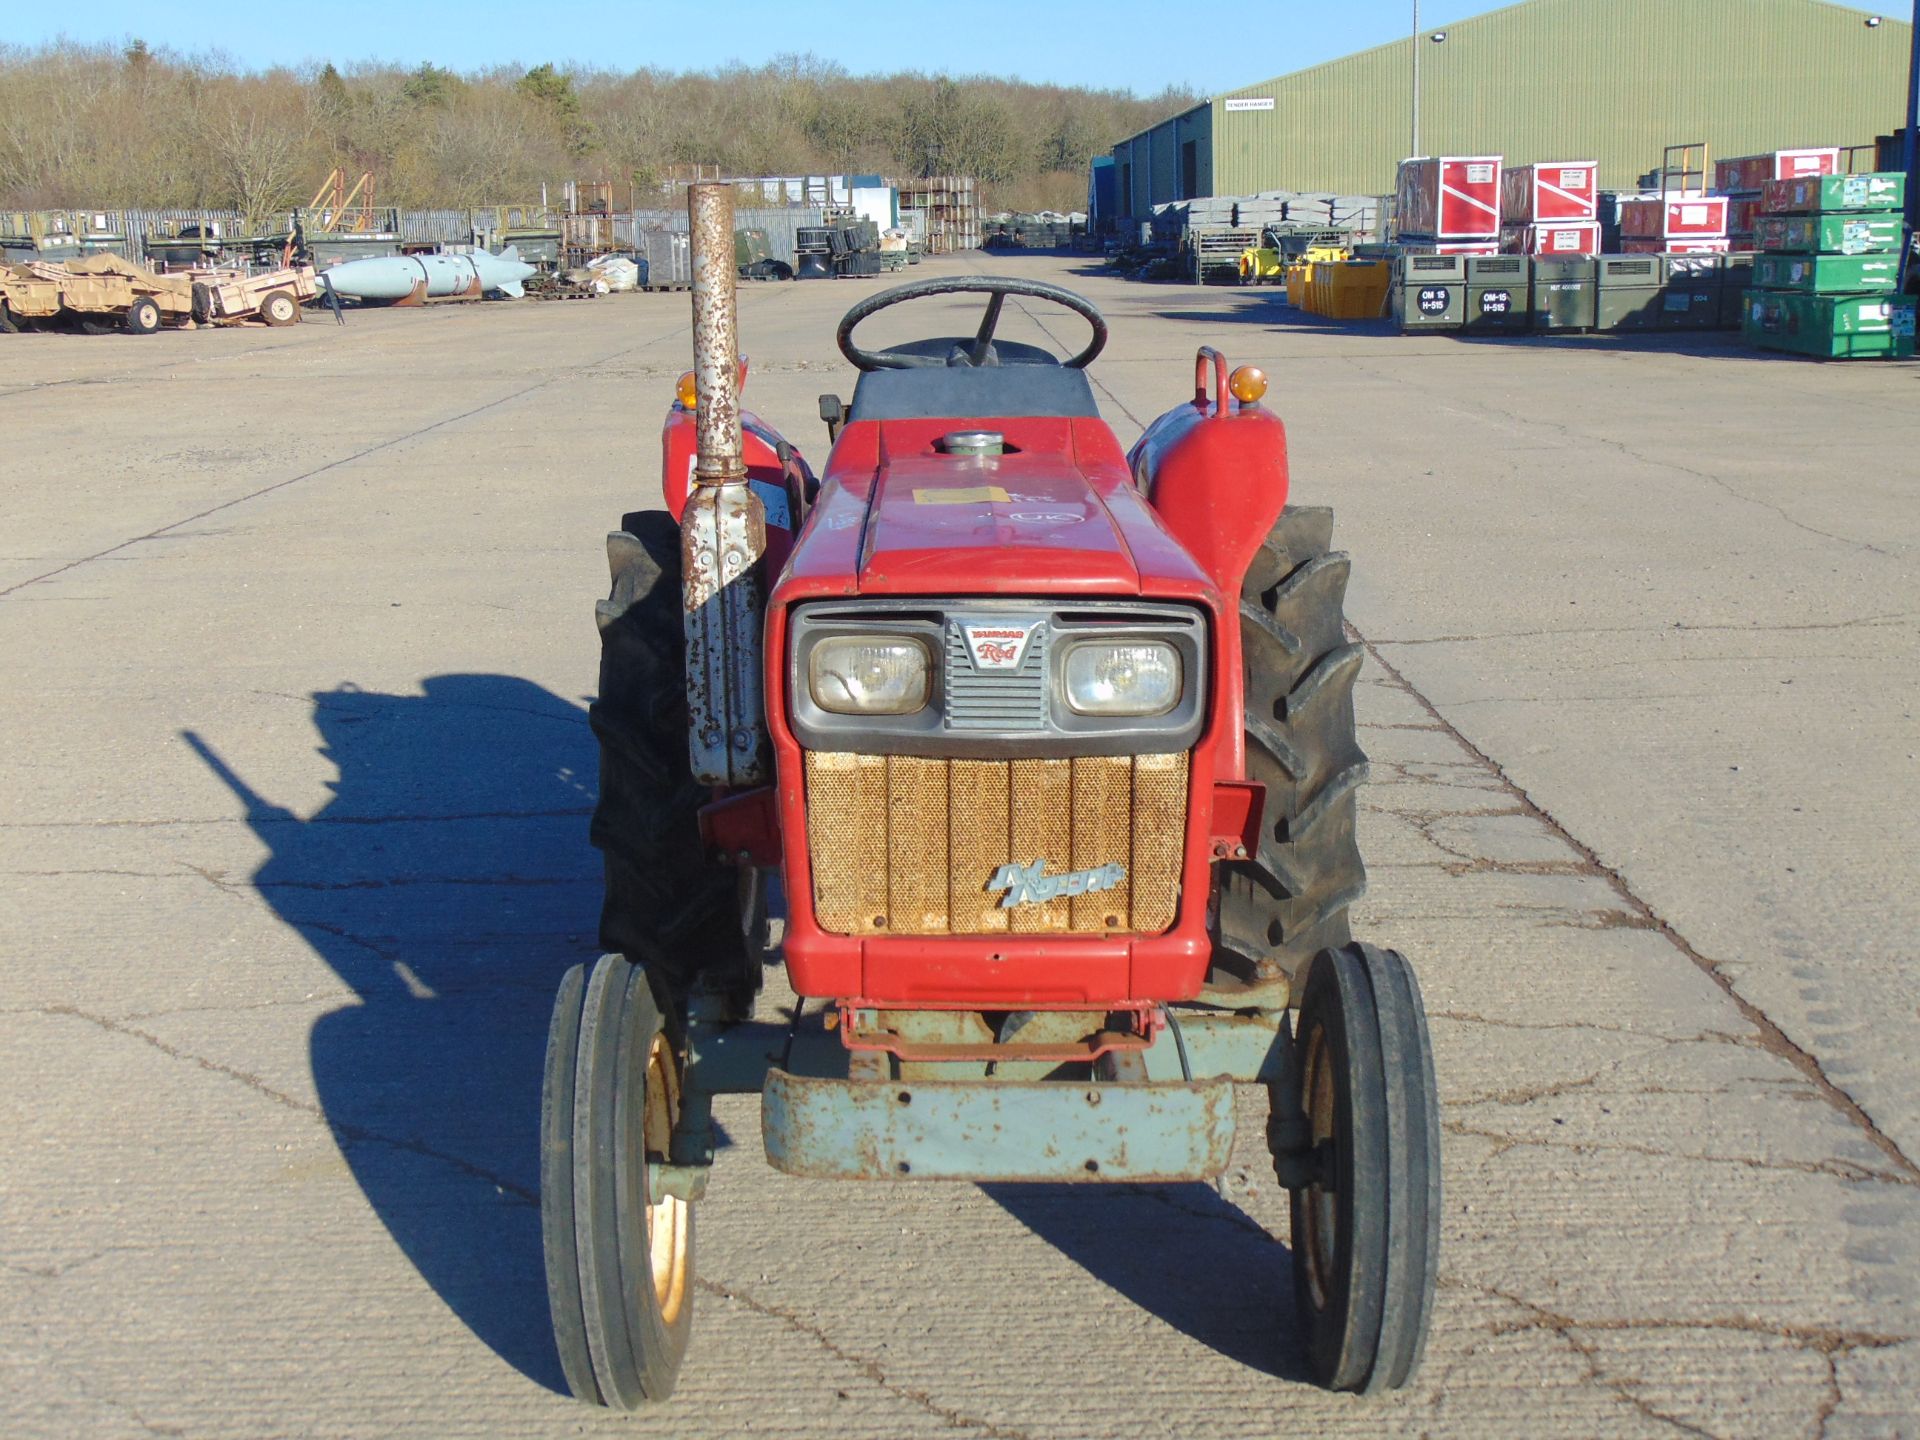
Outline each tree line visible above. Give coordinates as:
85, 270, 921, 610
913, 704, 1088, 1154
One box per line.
0, 42, 1197, 228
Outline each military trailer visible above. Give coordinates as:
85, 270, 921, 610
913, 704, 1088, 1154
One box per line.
0, 255, 194, 334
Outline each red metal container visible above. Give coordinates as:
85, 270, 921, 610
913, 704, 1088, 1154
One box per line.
1618, 195, 1729, 240
1499, 221, 1600, 256
1621, 236, 1731, 255
1500, 162, 1598, 223
1397, 156, 1503, 239
1398, 238, 1501, 256
1714, 148, 1839, 195
1727, 197, 1763, 236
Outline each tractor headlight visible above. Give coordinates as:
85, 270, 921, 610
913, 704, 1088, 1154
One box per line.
809, 636, 932, 715
1062, 641, 1182, 717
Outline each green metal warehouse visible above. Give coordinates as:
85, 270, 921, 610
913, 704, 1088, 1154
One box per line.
1108, 0, 1912, 217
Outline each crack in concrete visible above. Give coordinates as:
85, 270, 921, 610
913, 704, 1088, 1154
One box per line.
1429, 1008, 1744, 1043
1340, 362, 1897, 560
0, 314, 709, 602
1352, 631, 1920, 1188
7, 1304, 190, 1438
41, 1004, 539, 1206
1480, 1284, 1909, 1440
1370, 612, 1917, 647
1445, 1118, 1910, 1187
697, 1276, 1034, 1439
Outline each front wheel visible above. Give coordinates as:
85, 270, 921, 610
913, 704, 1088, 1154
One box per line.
1280, 942, 1440, 1393
123, 296, 162, 335
542, 954, 694, 1408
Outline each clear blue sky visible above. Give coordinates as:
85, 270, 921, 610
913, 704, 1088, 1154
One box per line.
19, 0, 1896, 95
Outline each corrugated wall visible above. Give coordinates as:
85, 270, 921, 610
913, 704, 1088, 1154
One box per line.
1114, 0, 1910, 208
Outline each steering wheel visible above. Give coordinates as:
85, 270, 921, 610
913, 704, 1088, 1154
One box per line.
836, 275, 1108, 372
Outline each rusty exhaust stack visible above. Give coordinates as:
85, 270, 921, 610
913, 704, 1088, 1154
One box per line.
681, 182, 769, 788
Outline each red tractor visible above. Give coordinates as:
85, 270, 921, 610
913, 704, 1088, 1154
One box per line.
541, 186, 1440, 1406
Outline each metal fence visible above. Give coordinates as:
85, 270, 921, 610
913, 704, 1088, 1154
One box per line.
12, 204, 836, 269
400, 209, 473, 245
631, 207, 826, 268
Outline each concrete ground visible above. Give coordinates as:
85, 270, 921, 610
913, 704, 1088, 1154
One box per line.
2, 255, 1916, 1439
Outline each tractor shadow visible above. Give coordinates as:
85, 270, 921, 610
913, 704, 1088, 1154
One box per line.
184, 674, 603, 1393
982, 1181, 1310, 1378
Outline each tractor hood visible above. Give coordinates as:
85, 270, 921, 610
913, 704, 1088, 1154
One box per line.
787, 417, 1213, 598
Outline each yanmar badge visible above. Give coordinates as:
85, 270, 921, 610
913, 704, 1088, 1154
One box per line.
960, 619, 1041, 671
988, 859, 1126, 909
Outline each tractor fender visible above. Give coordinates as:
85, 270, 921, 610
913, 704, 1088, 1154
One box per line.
1128, 390, 1290, 600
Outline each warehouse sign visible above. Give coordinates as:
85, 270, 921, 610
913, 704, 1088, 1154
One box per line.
1225, 98, 1276, 112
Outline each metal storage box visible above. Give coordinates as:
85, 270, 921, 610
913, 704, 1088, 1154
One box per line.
1529, 256, 1596, 332
1500, 221, 1600, 256
1754, 212, 1904, 255
1396, 157, 1503, 239
1744, 291, 1917, 359
1464, 255, 1530, 334
1618, 196, 1730, 240
1622, 237, 1731, 255
1718, 254, 1756, 329
636, 229, 691, 289
1593, 256, 1664, 331
1393, 252, 1466, 331
1500, 163, 1599, 223
1752, 252, 1901, 293
1660, 256, 1723, 331
1761, 173, 1906, 215
1714, 149, 1840, 194
1398, 239, 1501, 256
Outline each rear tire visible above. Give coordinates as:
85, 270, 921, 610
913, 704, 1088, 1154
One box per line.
1213, 506, 1368, 990
590, 512, 762, 1011
259, 289, 298, 326
1282, 942, 1440, 1393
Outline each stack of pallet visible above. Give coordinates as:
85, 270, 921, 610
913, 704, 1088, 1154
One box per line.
1395, 157, 1502, 256
1499, 163, 1600, 256
1617, 192, 1729, 254
1743, 172, 1914, 359
896, 177, 980, 255
1714, 148, 1839, 249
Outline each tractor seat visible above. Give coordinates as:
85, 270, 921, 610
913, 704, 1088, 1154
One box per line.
847, 365, 1100, 423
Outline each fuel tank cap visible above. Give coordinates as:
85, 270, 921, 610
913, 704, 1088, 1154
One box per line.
937, 430, 1005, 457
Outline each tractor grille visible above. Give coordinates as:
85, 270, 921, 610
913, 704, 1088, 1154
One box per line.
942, 621, 1047, 731
803, 751, 1189, 936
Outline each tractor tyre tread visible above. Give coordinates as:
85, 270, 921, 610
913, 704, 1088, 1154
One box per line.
590, 512, 753, 1004
1282, 942, 1440, 1393
1213, 506, 1368, 988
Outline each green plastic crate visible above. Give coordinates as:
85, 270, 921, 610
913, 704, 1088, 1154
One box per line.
1754, 211, 1903, 256
1743, 291, 1917, 359
1751, 253, 1902, 294
1761, 172, 1906, 216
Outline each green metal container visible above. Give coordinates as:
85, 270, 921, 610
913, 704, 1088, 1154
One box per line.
1659, 256, 1722, 331
1529, 255, 1596, 332
1762, 172, 1906, 216
1744, 291, 1917, 359
1718, 253, 1755, 330
1753, 211, 1903, 256
1752, 252, 1901, 294
1464, 255, 1530, 334
1593, 255, 1663, 331
1393, 253, 1466, 332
